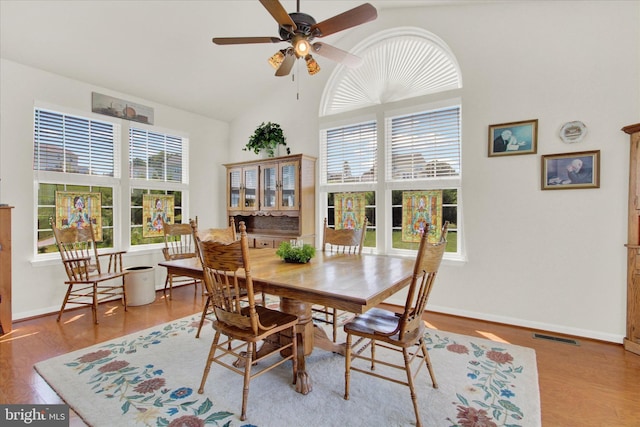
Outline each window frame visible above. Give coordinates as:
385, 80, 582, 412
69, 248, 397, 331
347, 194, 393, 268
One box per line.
32, 102, 190, 260
33, 104, 123, 260
318, 97, 464, 262
127, 122, 190, 250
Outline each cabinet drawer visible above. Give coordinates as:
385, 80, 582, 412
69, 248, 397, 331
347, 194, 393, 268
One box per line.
254, 238, 275, 249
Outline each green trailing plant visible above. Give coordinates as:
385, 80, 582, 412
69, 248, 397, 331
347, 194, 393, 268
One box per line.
244, 122, 291, 157
276, 241, 316, 263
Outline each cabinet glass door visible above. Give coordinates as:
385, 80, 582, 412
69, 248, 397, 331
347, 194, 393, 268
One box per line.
262, 165, 277, 209
229, 169, 241, 209
280, 162, 297, 209
243, 167, 258, 209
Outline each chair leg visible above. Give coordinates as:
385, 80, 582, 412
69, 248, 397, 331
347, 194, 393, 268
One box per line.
196, 296, 211, 338
240, 341, 254, 421
163, 274, 173, 300
198, 330, 221, 394
57, 285, 73, 322
403, 347, 423, 427
332, 307, 338, 342
370, 339, 376, 370
420, 339, 438, 388
291, 325, 298, 385
344, 332, 352, 400
121, 276, 128, 312
92, 283, 98, 324
192, 278, 199, 296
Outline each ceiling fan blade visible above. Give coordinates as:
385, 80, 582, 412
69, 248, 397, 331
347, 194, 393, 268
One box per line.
212, 36, 282, 45
275, 50, 296, 76
259, 0, 297, 32
311, 3, 377, 38
312, 42, 362, 68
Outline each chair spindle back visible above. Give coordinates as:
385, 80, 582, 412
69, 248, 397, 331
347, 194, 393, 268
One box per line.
194, 221, 271, 334
162, 220, 196, 261
399, 221, 449, 340
52, 220, 102, 280
322, 217, 368, 254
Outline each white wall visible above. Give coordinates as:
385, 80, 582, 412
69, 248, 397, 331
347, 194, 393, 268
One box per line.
227, 1, 640, 342
0, 59, 229, 319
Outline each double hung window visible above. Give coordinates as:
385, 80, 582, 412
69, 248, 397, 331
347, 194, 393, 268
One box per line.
33, 106, 189, 256
320, 104, 461, 257
34, 108, 120, 254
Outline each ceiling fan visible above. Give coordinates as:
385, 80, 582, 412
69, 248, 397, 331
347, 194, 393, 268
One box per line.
212, 0, 377, 76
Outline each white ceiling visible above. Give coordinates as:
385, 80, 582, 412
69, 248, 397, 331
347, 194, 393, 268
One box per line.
0, 0, 471, 122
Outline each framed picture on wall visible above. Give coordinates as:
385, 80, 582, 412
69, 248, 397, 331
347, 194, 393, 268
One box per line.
488, 119, 538, 157
541, 150, 600, 190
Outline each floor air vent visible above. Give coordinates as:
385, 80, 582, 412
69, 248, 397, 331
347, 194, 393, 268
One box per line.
532, 333, 579, 346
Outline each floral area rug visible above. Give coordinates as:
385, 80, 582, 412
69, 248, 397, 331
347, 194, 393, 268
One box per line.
34, 315, 541, 427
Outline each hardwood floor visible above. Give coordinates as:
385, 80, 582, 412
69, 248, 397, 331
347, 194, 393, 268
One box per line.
1, 285, 639, 426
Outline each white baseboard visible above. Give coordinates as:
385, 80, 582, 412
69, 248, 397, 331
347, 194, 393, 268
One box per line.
427, 304, 624, 344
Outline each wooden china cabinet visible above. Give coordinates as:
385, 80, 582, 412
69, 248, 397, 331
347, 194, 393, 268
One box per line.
224, 153, 316, 248
0, 205, 13, 334
623, 123, 640, 355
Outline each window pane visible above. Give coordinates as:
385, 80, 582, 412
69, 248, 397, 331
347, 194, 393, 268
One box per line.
33, 109, 116, 177
391, 189, 457, 252
387, 106, 461, 181
129, 128, 184, 183
322, 121, 377, 184
36, 184, 114, 252
326, 191, 375, 247
130, 189, 182, 246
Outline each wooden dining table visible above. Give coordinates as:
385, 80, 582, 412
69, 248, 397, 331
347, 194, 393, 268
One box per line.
159, 248, 415, 394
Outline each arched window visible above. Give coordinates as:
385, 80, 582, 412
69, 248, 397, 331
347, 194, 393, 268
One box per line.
318, 27, 464, 259
320, 27, 461, 116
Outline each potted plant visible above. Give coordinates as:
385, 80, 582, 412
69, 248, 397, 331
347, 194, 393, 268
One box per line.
276, 241, 316, 263
244, 122, 291, 158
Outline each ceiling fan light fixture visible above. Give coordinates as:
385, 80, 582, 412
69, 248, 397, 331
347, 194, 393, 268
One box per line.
294, 37, 310, 57
305, 55, 320, 75
211, 1, 378, 77
268, 49, 286, 69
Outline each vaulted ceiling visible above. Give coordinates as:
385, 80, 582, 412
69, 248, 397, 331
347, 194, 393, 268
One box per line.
0, 1, 470, 122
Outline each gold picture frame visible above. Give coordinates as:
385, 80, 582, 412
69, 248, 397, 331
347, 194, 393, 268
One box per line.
488, 119, 538, 157
541, 150, 600, 190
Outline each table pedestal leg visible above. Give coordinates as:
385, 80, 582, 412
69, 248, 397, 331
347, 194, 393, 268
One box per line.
250, 298, 347, 394
313, 326, 346, 355
280, 297, 313, 394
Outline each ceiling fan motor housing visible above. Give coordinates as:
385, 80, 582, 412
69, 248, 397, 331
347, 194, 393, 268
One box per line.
279, 12, 316, 40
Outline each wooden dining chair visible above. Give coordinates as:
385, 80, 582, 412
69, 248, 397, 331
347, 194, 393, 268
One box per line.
162, 219, 200, 300
343, 222, 449, 427
195, 221, 298, 421
190, 217, 238, 338
51, 219, 128, 324
313, 217, 368, 342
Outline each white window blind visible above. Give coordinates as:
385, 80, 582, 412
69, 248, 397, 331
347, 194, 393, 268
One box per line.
129, 127, 185, 183
33, 109, 118, 177
386, 106, 461, 181
321, 121, 377, 184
